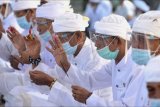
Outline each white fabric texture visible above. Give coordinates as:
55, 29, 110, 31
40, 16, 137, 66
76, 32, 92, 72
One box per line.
94, 14, 131, 40
53, 12, 89, 32
36, 2, 72, 20
145, 55, 160, 82
132, 11, 160, 38
13, 0, 40, 11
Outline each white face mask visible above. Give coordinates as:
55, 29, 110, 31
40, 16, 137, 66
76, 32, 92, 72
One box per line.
150, 99, 160, 107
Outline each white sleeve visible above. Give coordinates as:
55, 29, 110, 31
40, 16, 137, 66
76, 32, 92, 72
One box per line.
86, 68, 149, 107
32, 62, 67, 81
62, 63, 112, 91
86, 93, 125, 107
0, 33, 19, 61
48, 82, 86, 107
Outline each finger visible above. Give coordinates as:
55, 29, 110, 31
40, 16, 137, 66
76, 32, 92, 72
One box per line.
10, 26, 18, 32
46, 46, 54, 53
72, 93, 77, 100
49, 40, 56, 50
72, 85, 81, 90
13, 56, 21, 63
8, 27, 18, 36
29, 72, 34, 80
54, 35, 63, 49
6, 31, 13, 39
31, 71, 41, 74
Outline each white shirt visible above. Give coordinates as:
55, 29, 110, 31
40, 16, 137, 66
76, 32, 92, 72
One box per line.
61, 48, 149, 106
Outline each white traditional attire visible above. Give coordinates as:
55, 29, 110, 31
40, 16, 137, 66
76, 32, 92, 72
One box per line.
0, 0, 40, 98
52, 14, 148, 106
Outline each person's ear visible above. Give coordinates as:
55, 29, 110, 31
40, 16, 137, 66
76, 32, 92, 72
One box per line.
112, 37, 119, 46
75, 31, 83, 43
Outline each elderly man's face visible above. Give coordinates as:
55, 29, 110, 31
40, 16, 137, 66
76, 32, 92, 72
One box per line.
36, 17, 53, 35
147, 82, 160, 99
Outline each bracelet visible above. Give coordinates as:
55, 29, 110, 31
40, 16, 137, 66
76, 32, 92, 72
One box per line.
50, 79, 57, 89
29, 56, 41, 66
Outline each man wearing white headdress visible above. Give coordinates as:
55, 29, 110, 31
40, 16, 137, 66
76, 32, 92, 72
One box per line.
131, 11, 160, 107
48, 14, 149, 106
145, 56, 160, 107
12, 0, 40, 36
84, 0, 112, 31
0, 0, 41, 100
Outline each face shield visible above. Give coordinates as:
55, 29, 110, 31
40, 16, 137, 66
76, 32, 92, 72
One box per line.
89, 31, 119, 60
131, 32, 160, 65
35, 18, 53, 42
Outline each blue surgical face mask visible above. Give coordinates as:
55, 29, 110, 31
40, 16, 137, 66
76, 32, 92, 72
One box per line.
97, 46, 119, 60
150, 99, 160, 107
97, 37, 119, 60
40, 30, 51, 42
16, 13, 32, 30
62, 33, 78, 55
131, 48, 151, 65
62, 42, 78, 55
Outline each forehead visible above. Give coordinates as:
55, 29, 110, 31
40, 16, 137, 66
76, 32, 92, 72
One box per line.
132, 32, 159, 39
36, 17, 52, 22
14, 9, 28, 16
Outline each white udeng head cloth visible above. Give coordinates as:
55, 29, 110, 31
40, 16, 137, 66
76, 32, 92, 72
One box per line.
132, 11, 160, 38
53, 12, 89, 33
145, 56, 160, 82
94, 14, 131, 40
13, 0, 40, 11
36, 3, 73, 20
